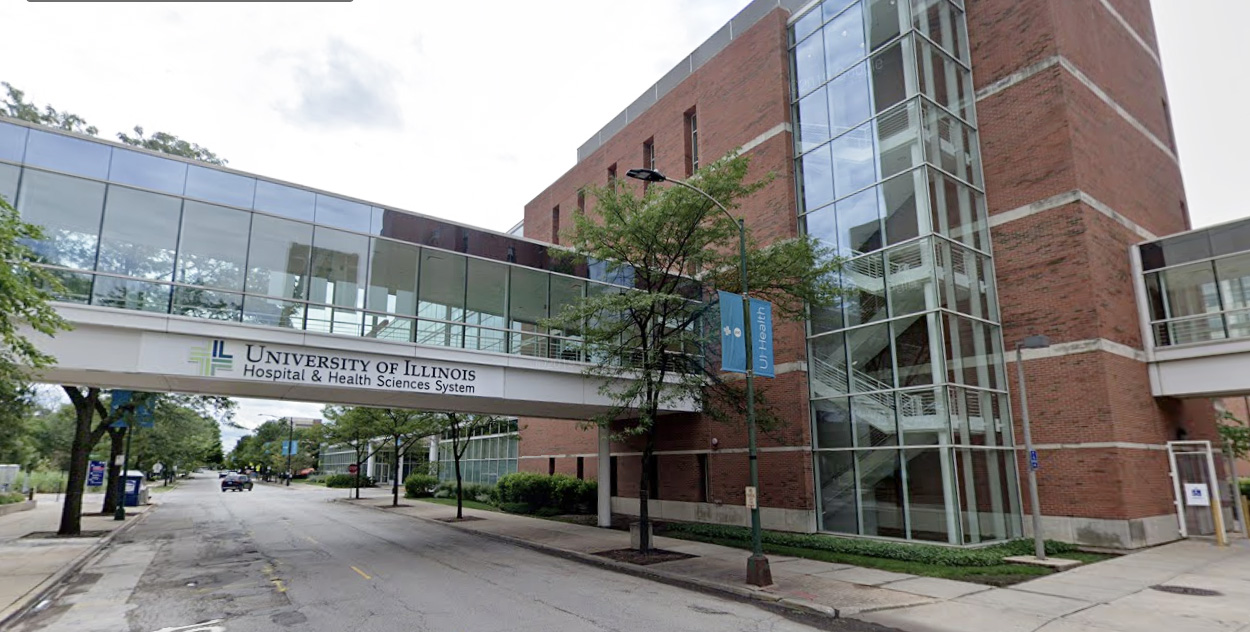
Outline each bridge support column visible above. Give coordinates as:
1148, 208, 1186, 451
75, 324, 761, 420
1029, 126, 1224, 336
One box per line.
598, 425, 611, 528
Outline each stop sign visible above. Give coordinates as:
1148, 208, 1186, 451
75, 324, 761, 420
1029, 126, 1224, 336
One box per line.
348, 464, 359, 474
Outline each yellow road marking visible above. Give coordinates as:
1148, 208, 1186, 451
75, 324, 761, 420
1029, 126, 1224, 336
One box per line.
272, 578, 287, 593
351, 566, 372, 580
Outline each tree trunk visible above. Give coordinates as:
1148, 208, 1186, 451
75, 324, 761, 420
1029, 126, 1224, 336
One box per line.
58, 387, 98, 536
101, 427, 124, 514
454, 449, 464, 520
392, 435, 401, 507
637, 430, 654, 553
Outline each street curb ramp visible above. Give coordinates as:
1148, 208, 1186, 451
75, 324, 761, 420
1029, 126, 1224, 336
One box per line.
342, 499, 841, 622
0, 506, 156, 630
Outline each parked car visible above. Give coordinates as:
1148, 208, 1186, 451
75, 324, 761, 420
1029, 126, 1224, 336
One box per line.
221, 474, 253, 492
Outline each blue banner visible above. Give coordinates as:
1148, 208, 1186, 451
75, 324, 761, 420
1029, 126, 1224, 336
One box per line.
750, 298, 774, 378
719, 291, 746, 374
87, 460, 106, 486
282, 440, 298, 456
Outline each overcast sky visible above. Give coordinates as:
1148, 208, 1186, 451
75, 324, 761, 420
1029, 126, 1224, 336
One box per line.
3, 1, 1242, 451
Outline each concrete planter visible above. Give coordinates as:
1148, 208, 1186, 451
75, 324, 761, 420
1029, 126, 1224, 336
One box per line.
0, 499, 36, 517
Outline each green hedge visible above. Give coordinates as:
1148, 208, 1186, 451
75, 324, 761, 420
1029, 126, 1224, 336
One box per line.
0, 492, 26, 505
495, 472, 595, 514
403, 474, 438, 498
1240, 478, 1249, 499
324, 473, 376, 488
664, 523, 1076, 567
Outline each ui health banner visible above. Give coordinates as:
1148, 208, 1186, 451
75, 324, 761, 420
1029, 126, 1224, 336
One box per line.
282, 440, 298, 457
718, 291, 774, 378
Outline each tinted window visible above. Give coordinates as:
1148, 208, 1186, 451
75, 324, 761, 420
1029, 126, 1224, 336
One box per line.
253, 180, 315, 222
16, 170, 106, 269
97, 186, 182, 280
25, 129, 111, 180
0, 121, 28, 163
184, 165, 255, 208
108, 149, 187, 195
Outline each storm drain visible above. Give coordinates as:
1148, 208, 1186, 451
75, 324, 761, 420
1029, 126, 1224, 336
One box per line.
1150, 585, 1222, 597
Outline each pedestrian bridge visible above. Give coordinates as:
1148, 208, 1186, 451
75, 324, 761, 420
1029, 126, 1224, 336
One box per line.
0, 118, 694, 418
1134, 217, 1250, 398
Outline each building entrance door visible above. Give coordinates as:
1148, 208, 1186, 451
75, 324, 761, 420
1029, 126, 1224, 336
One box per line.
1166, 440, 1227, 543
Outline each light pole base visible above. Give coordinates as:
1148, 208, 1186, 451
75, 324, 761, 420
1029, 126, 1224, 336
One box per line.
746, 554, 772, 587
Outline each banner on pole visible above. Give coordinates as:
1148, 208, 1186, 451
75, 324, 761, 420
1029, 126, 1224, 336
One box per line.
282, 440, 298, 456
719, 291, 746, 374
750, 297, 774, 378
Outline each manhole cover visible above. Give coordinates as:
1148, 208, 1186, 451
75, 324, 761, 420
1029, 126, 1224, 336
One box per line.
1150, 585, 1222, 597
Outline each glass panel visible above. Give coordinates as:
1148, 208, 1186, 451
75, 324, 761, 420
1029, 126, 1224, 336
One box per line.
108, 149, 187, 195
823, 0, 859, 21
1158, 315, 1225, 346
242, 294, 305, 330
1216, 253, 1250, 311
877, 101, 921, 179
309, 226, 368, 308
956, 448, 1015, 543
172, 287, 243, 321
40, 270, 93, 304
943, 314, 1004, 390
1226, 310, 1250, 340
793, 5, 823, 43
314, 194, 371, 233
803, 203, 838, 251
828, 63, 873, 136
17, 170, 106, 270
915, 36, 975, 123
466, 258, 508, 351
844, 253, 888, 326
1209, 222, 1250, 258
510, 267, 549, 356
853, 391, 897, 446
893, 314, 937, 387
868, 0, 908, 50
871, 39, 912, 113
951, 387, 1002, 447
418, 249, 466, 322
1159, 262, 1220, 319
96, 186, 182, 280
253, 180, 315, 222
899, 387, 945, 444
858, 450, 904, 537
246, 214, 313, 300
0, 121, 27, 162
823, 2, 865, 78
837, 187, 883, 256
927, 167, 987, 251
176, 201, 250, 292
305, 306, 363, 337
549, 275, 585, 336
832, 121, 878, 199
0, 163, 19, 205
847, 322, 894, 390
882, 169, 926, 245
799, 144, 834, 213
184, 165, 255, 209
794, 27, 826, 97
912, 0, 969, 63
810, 332, 849, 398
921, 101, 980, 185
24, 129, 110, 180
885, 240, 932, 317
365, 313, 414, 342
91, 277, 170, 313
936, 239, 995, 319
818, 450, 858, 533
367, 238, 420, 316
905, 449, 954, 542
797, 86, 830, 152
810, 271, 845, 333
815, 398, 853, 450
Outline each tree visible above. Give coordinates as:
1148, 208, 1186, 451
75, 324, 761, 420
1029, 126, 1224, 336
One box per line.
428, 412, 502, 519
545, 153, 840, 552
117, 126, 226, 166
1218, 406, 1249, 461
0, 196, 71, 388
321, 406, 391, 499
2, 82, 97, 135
319, 407, 441, 506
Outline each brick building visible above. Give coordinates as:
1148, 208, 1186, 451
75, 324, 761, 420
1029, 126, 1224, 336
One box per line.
519, 0, 1217, 548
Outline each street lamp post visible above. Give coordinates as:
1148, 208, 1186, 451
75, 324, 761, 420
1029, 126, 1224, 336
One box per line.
627, 168, 771, 587
286, 417, 294, 486
1015, 334, 1051, 560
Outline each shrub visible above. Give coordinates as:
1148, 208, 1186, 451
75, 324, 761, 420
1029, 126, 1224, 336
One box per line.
1240, 478, 1249, 499
0, 492, 26, 505
432, 481, 495, 503
495, 472, 596, 514
403, 474, 438, 498
324, 473, 375, 488
664, 523, 1076, 567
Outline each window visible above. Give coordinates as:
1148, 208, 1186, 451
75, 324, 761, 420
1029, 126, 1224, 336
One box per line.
684, 109, 699, 175
697, 454, 709, 502
610, 456, 618, 496
576, 190, 586, 214
97, 186, 182, 280
548, 457, 556, 475
551, 205, 560, 244
643, 138, 656, 170
176, 201, 250, 292
647, 455, 660, 499
245, 214, 313, 300
576, 456, 585, 480
607, 163, 617, 186
17, 170, 106, 271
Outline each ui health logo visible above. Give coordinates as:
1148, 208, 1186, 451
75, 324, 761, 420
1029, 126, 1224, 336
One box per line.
188, 339, 234, 377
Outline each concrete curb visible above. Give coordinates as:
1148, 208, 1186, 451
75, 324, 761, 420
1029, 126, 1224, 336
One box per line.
0, 500, 36, 518
341, 499, 841, 621
0, 505, 156, 629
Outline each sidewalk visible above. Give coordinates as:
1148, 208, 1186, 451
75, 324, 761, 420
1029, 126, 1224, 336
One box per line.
341, 487, 1250, 631
0, 494, 152, 626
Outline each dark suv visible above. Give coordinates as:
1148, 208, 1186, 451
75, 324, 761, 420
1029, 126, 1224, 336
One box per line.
221, 474, 253, 492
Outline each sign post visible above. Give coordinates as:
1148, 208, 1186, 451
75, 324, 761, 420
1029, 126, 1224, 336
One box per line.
111, 391, 156, 520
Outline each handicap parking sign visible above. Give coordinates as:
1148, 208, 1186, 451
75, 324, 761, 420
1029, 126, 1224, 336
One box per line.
1183, 483, 1210, 507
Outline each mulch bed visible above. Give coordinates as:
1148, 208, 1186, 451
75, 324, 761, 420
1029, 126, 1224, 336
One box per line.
377, 504, 412, 508
21, 530, 111, 539
437, 516, 485, 523
594, 548, 696, 566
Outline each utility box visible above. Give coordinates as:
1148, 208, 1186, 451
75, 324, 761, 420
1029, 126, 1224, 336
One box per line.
123, 470, 147, 507
0, 465, 19, 493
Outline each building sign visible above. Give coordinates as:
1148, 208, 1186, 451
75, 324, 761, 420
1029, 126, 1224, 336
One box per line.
162, 337, 504, 398
1184, 483, 1210, 507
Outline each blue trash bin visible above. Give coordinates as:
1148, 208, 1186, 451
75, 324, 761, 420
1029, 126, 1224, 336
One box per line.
123, 471, 144, 507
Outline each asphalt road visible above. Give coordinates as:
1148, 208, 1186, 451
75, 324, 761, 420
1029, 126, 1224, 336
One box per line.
10, 475, 898, 632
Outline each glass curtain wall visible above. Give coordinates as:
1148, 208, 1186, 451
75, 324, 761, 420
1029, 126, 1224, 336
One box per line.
1139, 219, 1250, 347
793, 0, 1022, 543
0, 119, 624, 363
436, 419, 520, 485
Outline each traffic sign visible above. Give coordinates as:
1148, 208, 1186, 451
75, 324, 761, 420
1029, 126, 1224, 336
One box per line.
348, 464, 359, 474
1028, 450, 1039, 471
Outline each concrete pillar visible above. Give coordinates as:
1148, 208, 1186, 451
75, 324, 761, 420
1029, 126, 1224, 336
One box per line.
429, 436, 440, 477
598, 424, 611, 528
366, 443, 377, 480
